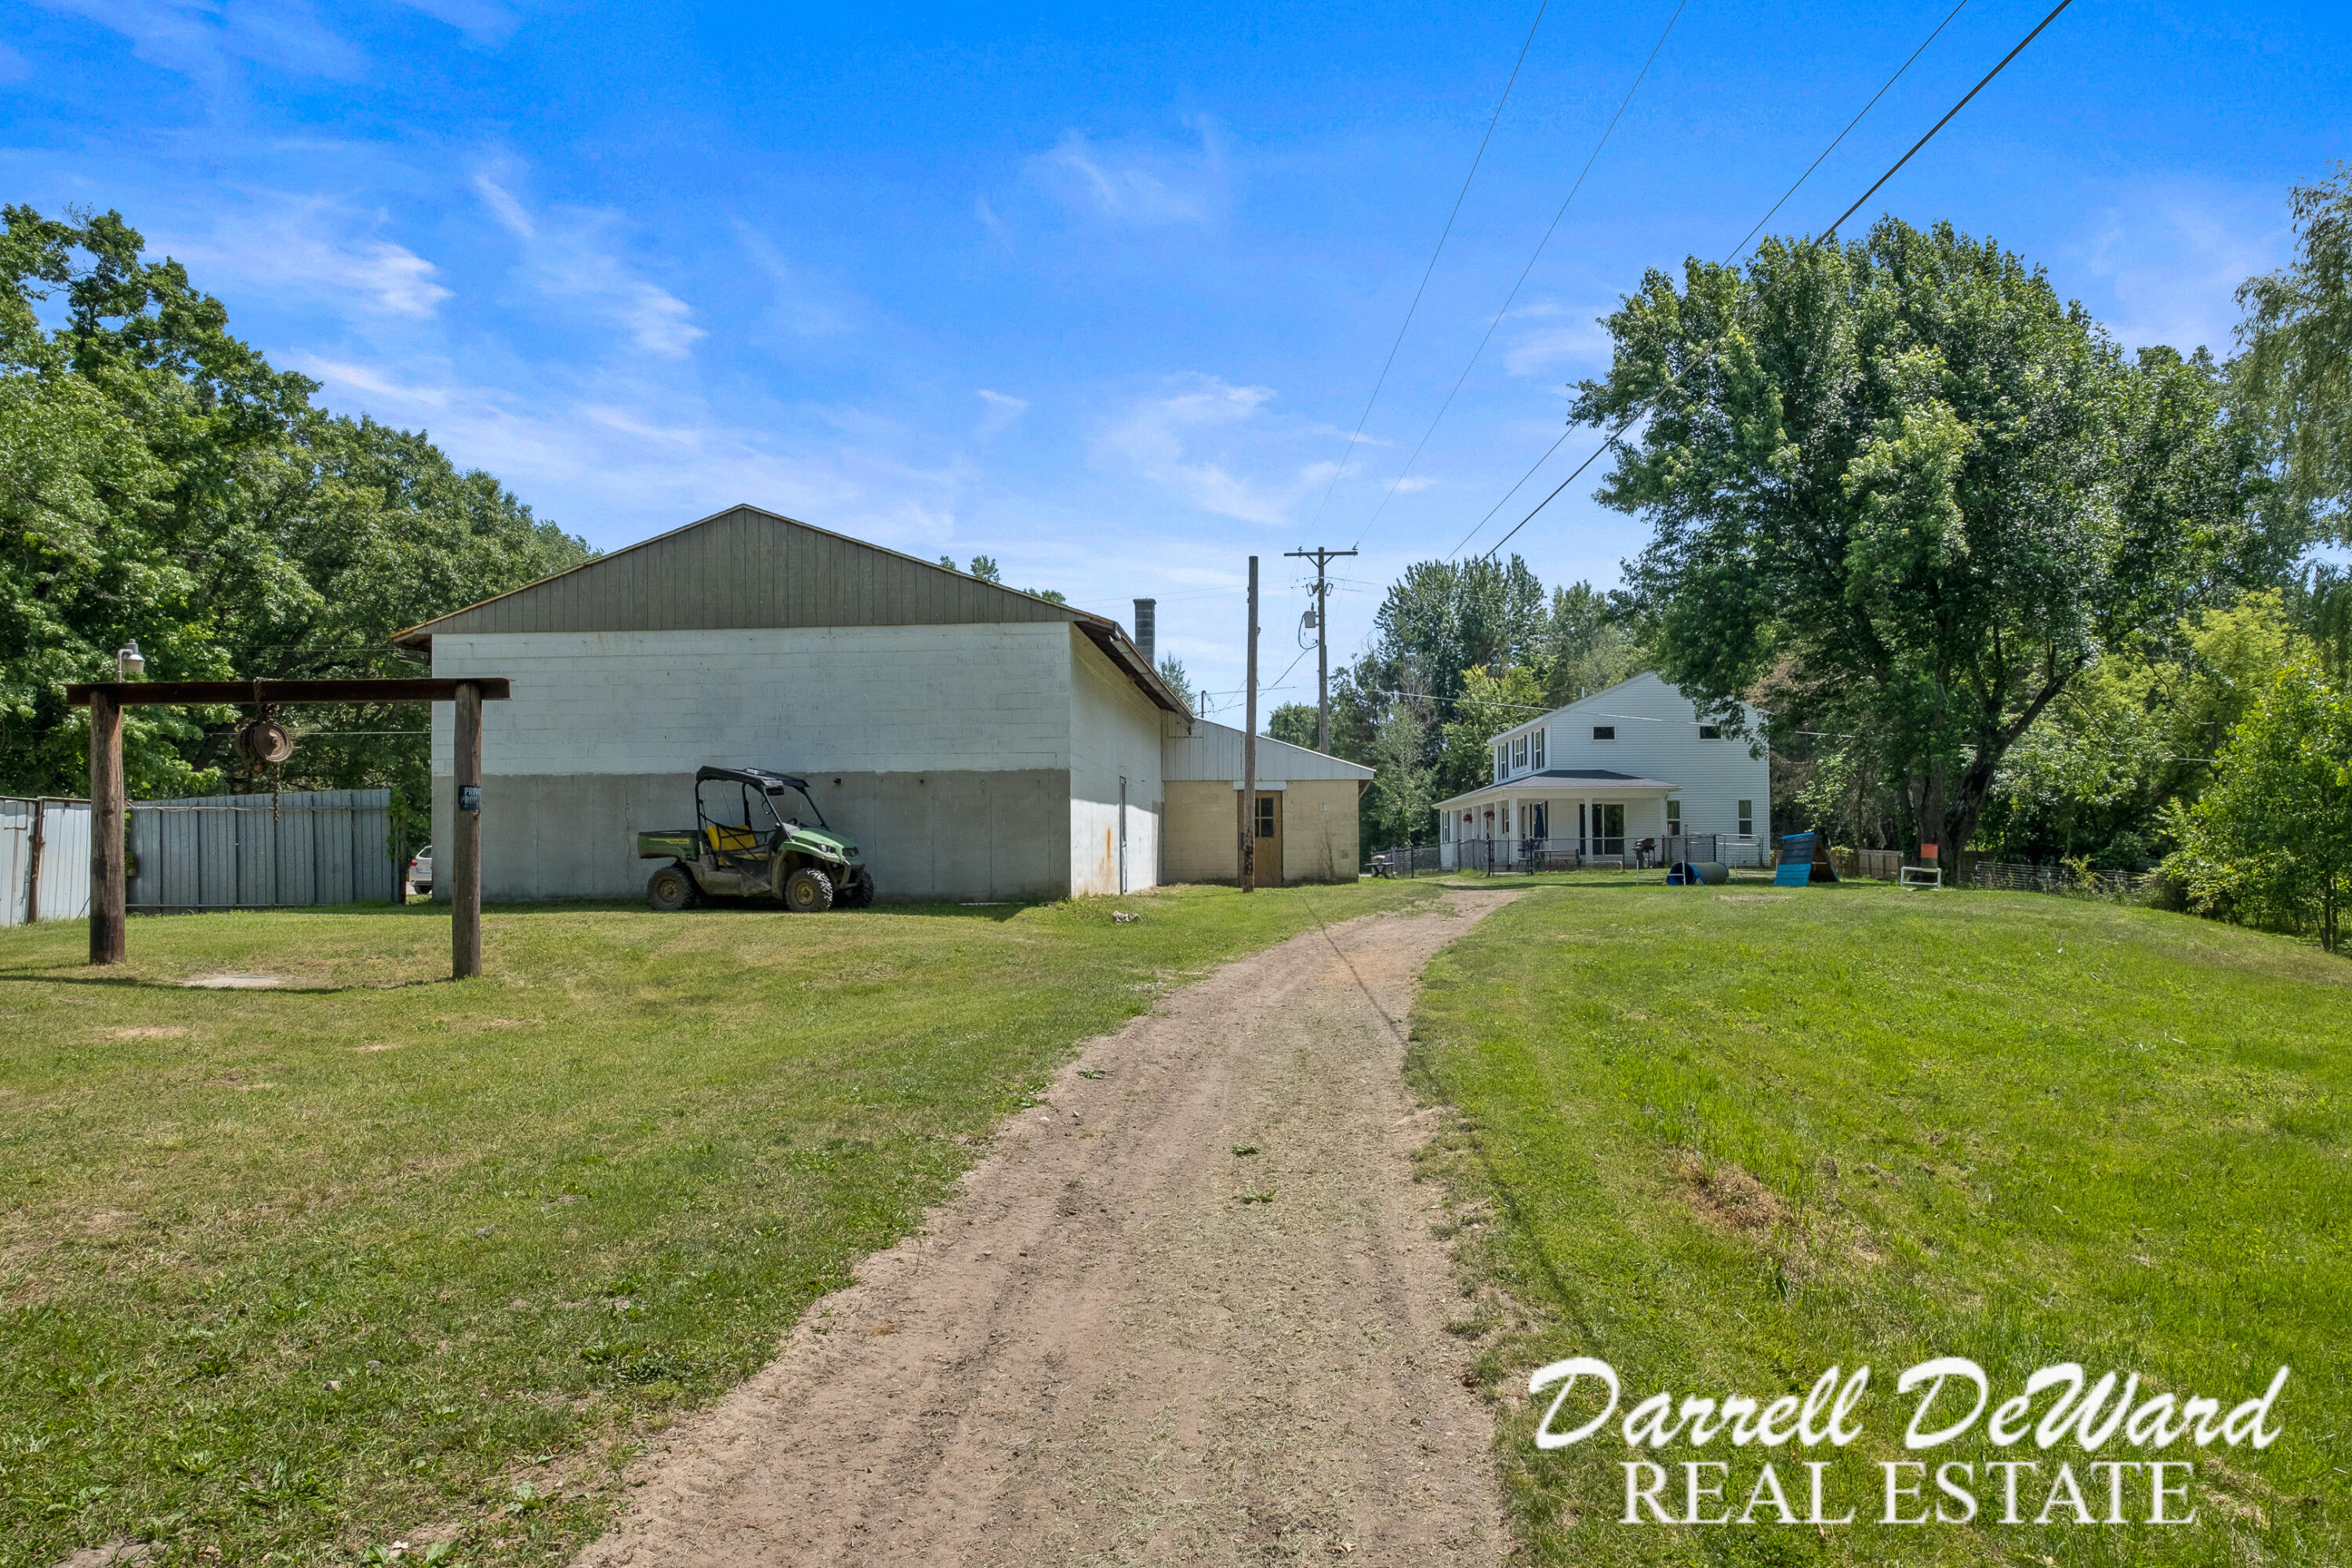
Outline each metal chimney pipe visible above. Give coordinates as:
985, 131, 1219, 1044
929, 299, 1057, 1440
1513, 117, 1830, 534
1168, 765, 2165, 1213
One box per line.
1133, 598, 1156, 668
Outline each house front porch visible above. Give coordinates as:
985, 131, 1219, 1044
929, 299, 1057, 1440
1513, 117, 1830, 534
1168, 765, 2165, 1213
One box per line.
1433, 768, 1681, 871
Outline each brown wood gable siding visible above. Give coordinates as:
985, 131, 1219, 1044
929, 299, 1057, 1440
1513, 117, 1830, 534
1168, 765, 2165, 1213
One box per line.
406, 506, 1079, 638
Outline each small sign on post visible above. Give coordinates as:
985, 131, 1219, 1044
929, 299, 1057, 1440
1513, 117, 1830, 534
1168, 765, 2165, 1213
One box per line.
459, 785, 481, 813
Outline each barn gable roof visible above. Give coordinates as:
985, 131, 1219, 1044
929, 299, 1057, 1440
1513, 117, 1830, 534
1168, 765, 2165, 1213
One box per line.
393, 503, 1186, 713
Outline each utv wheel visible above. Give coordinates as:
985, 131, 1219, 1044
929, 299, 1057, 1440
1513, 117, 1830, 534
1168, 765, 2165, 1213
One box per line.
839, 877, 875, 909
646, 866, 698, 912
782, 866, 836, 913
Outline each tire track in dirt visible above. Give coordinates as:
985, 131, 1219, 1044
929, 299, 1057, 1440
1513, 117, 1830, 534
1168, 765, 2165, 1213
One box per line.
576, 887, 1519, 1567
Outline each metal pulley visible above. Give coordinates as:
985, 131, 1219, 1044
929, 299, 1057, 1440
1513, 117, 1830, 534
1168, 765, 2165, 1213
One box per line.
234, 715, 295, 768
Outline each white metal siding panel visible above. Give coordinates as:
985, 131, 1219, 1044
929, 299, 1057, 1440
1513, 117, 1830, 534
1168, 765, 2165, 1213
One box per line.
1160, 720, 1374, 783
1069, 628, 1163, 895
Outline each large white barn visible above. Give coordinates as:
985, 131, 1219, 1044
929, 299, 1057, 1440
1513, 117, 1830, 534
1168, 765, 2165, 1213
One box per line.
1435, 671, 1770, 868
396, 505, 1365, 902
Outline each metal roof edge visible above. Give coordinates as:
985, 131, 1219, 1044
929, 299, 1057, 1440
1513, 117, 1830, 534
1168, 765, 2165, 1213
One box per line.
1178, 718, 1374, 779
390, 502, 1107, 650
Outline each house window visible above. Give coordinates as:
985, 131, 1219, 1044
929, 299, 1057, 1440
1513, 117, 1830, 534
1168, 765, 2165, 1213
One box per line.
1666, 799, 1682, 830
1495, 744, 1508, 782
1699, 724, 1722, 739
1512, 735, 1528, 771
1737, 799, 1754, 836
1531, 728, 1546, 769
1593, 725, 1616, 741
1256, 795, 1277, 840
1594, 803, 1625, 856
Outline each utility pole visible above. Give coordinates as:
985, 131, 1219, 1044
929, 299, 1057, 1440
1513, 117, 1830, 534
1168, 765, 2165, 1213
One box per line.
1243, 556, 1258, 892
1284, 546, 1357, 753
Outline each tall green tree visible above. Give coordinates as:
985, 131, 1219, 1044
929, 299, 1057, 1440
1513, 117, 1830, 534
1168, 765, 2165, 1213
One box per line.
2236, 162, 2352, 534
2236, 164, 2352, 674
1352, 554, 1545, 716
1265, 702, 1317, 750
1363, 695, 1436, 849
1579, 218, 2294, 866
1156, 654, 1196, 713
2170, 660, 2352, 953
1536, 579, 1644, 707
0, 205, 590, 803
1436, 664, 1545, 801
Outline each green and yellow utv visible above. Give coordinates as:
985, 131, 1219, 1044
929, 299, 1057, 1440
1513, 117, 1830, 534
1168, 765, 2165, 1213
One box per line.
637, 766, 875, 913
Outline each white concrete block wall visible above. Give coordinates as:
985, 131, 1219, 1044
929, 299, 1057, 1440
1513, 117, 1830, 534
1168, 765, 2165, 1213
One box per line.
1067, 630, 1163, 895
430, 625, 1076, 778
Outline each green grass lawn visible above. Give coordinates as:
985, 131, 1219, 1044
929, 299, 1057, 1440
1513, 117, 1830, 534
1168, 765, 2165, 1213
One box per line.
0, 880, 1439, 1567
1408, 879, 2349, 1566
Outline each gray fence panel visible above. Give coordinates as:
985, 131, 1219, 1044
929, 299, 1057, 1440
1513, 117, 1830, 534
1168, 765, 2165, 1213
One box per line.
129, 789, 399, 911
36, 801, 91, 920
1, 798, 93, 927
0, 799, 26, 927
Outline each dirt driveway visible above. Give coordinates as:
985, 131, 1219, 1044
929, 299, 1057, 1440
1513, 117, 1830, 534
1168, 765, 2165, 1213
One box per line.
576, 887, 1518, 1567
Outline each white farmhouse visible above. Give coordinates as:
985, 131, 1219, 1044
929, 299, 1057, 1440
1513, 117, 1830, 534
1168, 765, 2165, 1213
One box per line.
1434, 671, 1770, 869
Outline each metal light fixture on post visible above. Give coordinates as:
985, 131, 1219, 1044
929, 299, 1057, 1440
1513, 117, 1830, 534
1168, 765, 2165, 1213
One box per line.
117, 640, 144, 680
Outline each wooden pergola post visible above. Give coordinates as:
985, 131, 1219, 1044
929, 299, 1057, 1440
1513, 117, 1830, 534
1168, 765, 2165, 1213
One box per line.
452, 681, 483, 979
66, 677, 510, 978
88, 688, 126, 964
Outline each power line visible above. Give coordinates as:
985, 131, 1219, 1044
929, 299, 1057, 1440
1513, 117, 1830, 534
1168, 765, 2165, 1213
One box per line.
1822, 0, 2075, 239
1364, 0, 1689, 536
1304, 0, 1553, 532
1476, 0, 2078, 561
1726, 0, 1972, 263
1446, 0, 1989, 560
1447, 426, 1571, 557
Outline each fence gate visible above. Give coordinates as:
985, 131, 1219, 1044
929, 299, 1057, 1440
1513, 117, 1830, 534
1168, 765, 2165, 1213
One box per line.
1, 797, 93, 927
128, 788, 403, 911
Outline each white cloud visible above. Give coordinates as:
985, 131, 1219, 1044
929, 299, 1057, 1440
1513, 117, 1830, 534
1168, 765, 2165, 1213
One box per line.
162, 199, 452, 319
734, 223, 855, 338
1099, 374, 1342, 526
395, 0, 525, 44
1024, 122, 1227, 228
1504, 310, 1613, 378
975, 388, 1029, 437
2072, 183, 2292, 358
1392, 475, 1432, 494
473, 172, 705, 358
38, 0, 365, 93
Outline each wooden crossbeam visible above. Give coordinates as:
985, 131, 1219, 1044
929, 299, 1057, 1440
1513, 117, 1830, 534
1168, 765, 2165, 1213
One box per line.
74, 675, 506, 978
67, 678, 510, 706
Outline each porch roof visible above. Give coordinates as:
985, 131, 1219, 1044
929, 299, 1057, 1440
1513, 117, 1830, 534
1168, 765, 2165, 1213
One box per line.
1436, 768, 1680, 810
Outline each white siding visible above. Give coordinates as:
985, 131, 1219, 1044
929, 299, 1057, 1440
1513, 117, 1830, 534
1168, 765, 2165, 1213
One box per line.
429, 624, 1076, 777
1068, 628, 1164, 895
1481, 672, 1769, 841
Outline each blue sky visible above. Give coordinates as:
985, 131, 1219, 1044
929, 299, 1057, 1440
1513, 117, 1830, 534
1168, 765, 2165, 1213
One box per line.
5, 0, 2347, 719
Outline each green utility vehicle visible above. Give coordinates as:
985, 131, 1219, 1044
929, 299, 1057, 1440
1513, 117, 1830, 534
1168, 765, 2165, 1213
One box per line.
637, 766, 875, 913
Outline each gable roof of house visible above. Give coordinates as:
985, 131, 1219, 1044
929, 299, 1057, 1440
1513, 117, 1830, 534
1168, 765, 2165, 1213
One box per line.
1490, 670, 1766, 744
392, 503, 1186, 713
